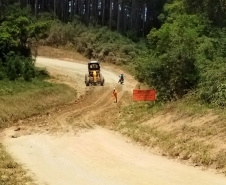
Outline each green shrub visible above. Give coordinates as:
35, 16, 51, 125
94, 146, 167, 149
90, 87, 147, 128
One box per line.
35, 67, 50, 79
23, 58, 35, 81
0, 60, 5, 80
6, 55, 22, 80
46, 20, 146, 66
5, 55, 36, 81
136, 0, 226, 107
0, 71, 5, 80
197, 58, 226, 107
212, 84, 226, 107
140, 13, 202, 100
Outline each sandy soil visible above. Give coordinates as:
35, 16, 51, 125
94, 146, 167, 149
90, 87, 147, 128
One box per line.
2, 57, 226, 185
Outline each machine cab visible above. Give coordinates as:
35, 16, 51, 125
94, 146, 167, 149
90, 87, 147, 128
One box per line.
88, 61, 100, 71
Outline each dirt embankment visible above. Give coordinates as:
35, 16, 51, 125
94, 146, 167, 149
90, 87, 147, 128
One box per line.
2, 52, 226, 185
116, 100, 226, 174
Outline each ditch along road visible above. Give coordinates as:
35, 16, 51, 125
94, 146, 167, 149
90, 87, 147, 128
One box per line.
2, 56, 226, 185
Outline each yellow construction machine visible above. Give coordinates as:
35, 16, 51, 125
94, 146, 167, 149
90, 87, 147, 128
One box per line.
85, 61, 104, 86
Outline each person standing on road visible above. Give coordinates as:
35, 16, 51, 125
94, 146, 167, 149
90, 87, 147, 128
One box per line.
113, 88, 118, 103
118, 74, 124, 84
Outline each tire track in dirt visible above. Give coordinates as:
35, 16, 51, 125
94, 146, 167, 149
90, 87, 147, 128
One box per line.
3, 57, 226, 185
55, 85, 123, 130
33, 57, 132, 132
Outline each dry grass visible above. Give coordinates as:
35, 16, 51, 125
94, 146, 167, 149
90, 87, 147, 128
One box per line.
0, 143, 36, 185
0, 79, 77, 128
114, 101, 226, 175
34, 45, 89, 63
0, 78, 77, 184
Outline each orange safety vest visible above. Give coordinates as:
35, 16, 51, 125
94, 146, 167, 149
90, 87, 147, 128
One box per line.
113, 90, 117, 97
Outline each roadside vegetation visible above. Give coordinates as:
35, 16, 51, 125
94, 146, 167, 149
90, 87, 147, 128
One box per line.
36, 0, 226, 174
0, 2, 77, 127
1, 0, 226, 182
41, 19, 147, 72
2, 1, 223, 108
42, 0, 225, 172
38, 0, 226, 109
136, 0, 226, 107
0, 78, 76, 184
0, 2, 77, 128
113, 1, 226, 172
0, 3, 76, 184
0, 79, 77, 128
0, 144, 36, 185
113, 100, 226, 174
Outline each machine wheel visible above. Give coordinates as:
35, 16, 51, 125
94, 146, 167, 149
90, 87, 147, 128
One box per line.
85, 74, 90, 86
100, 74, 104, 86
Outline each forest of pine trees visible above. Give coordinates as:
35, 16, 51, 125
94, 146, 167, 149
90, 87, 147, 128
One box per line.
7, 0, 165, 37
1, 0, 226, 106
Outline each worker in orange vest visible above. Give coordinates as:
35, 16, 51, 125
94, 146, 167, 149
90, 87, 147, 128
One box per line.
113, 88, 117, 103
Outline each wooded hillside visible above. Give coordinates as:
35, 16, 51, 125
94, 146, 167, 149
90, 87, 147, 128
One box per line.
1, 0, 226, 107
1, 0, 166, 37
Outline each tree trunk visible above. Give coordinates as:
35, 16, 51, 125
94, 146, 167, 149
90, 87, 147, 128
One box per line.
86, 0, 91, 24
146, 2, 152, 35
70, 0, 73, 20
61, 0, 63, 21
65, 0, 69, 22
141, 3, 146, 37
35, 0, 38, 18
121, 0, 127, 33
109, 0, 113, 29
0, 0, 2, 19
117, 0, 121, 32
41, 0, 44, 12
54, 0, 56, 19
75, 0, 78, 15
93, 0, 99, 22
101, 0, 105, 26
113, 0, 118, 30
80, 0, 84, 19
130, 0, 134, 30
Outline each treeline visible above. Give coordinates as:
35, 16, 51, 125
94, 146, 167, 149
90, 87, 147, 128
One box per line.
136, 0, 226, 107
45, 20, 148, 65
1, 0, 225, 107
0, 2, 49, 81
8, 0, 166, 37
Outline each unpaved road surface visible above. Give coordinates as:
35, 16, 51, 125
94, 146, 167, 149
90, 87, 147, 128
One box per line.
3, 57, 226, 185
35, 57, 134, 96
4, 128, 226, 185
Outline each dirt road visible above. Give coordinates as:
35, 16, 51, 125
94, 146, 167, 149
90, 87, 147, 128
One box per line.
3, 57, 226, 185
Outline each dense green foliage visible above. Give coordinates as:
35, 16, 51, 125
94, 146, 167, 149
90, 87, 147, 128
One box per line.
184, 0, 226, 27
42, 0, 226, 108
136, 0, 226, 107
0, 4, 32, 57
45, 20, 147, 66
1, 0, 225, 108
0, 2, 50, 81
0, 78, 54, 96
9, 0, 166, 37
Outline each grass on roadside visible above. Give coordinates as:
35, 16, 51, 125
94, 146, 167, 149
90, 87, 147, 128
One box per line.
0, 78, 77, 129
0, 77, 77, 184
0, 144, 36, 185
167, 93, 226, 118
114, 100, 226, 174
